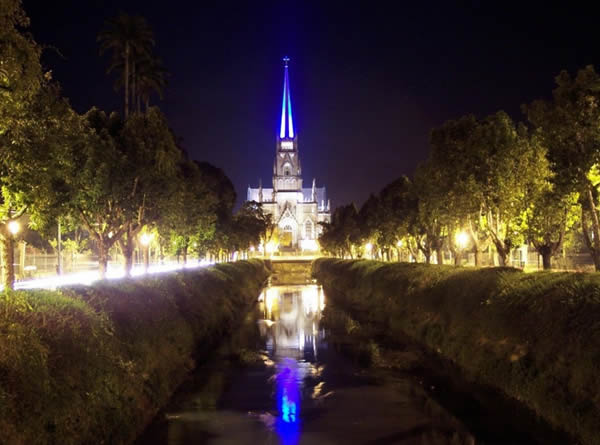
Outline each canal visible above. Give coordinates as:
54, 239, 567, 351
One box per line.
137, 282, 569, 444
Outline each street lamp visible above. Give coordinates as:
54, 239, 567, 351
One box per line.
396, 240, 403, 261
7, 220, 20, 236
140, 233, 153, 271
3, 220, 20, 290
365, 242, 373, 259
454, 231, 470, 266
455, 231, 469, 249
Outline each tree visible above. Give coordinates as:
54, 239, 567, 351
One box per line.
526, 66, 600, 270
473, 113, 550, 266
413, 162, 447, 264
318, 204, 360, 258
429, 115, 489, 265
229, 201, 267, 258
117, 107, 181, 275
378, 176, 413, 261
430, 112, 550, 267
98, 12, 154, 119
358, 194, 382, 259
194, 162, 236, 261
62, 109, 131, 277
157, 160, 217, 265
526, 187, 578, 269
0, 1, 77, 288
135, 55, 168, 112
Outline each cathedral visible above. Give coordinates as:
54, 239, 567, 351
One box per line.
247, 57, 331, 251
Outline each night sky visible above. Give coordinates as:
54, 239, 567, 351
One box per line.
25, 1, 600, 208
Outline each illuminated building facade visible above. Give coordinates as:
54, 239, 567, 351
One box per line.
247, 57, 331, 250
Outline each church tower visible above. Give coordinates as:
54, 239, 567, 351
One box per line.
246, 57, 331, 252
273, 56, 302, 195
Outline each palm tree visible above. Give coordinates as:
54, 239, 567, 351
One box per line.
136, 56, 168, 112
97, 13, 154, 119
109, 54, 168, 113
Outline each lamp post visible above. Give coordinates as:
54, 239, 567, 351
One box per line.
57, 219, 62, 275
3, 220, 20, 290
455, 231, 469, 266
365, 242, 373, 259
140, 232, 153, 272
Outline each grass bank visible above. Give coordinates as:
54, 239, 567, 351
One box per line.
313, 258, 600, 445
0, 259, 269, 445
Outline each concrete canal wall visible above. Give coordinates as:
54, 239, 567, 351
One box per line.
312, 258, 600, 445
267, 259, 313, 285
0, 260, 269, 445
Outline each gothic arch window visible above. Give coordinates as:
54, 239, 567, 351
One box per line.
305, 219, 313, 239
283, 162, 292, 176
280, 224, 294, 247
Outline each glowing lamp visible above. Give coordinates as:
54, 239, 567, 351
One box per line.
456, 231, 469, 249
365, 242, 373, 252
300, 239, 318, 251
265, 241, 278, 254
396, 240, 403, 247
140, 233, 153, 246
7, 220, 20, 236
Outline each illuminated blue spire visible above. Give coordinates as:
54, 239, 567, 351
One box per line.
279, 56, 295, 139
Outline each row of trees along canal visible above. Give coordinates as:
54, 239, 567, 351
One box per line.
320, 65, 600, 271
0, 2, 271, 289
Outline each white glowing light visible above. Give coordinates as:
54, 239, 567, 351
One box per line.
456, 231, 469, 249
396, 240, 403, 247
7, 220, 20, 235
266, 241, 279, 253
7, 260, 213, 291
140, 233, 153, 246
281, 141, 293, 150
302, 286, 320, 315
300, 239, 319, 251
365, 242, 373, 252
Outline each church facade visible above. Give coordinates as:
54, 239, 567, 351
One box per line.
247, 58, 331, 251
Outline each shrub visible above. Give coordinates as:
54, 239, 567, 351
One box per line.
313, 259, 600, 445
0, 259, 269, 444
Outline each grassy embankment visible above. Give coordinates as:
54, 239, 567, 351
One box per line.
0, 259, 269, 445
313, 258, 600, 445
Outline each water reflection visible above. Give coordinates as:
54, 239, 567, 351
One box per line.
258, 285, 326, 444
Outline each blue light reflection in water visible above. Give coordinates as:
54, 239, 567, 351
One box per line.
275, 358, 301, 445
258, 285, 325, 445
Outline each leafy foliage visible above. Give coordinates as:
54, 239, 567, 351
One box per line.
0, 260, 269, 444
314, 258, 600, 445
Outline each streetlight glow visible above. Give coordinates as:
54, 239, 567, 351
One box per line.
265, 240, 278, 254
365, 242, 373, 252
396, 240, 403, 247
456, 231, 469, 249
7, 220, 20, 236
140, 233, 153, 246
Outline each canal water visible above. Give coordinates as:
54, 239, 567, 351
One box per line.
137, 284, 568, 444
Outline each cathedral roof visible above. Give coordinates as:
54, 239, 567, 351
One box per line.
246, 186, 328, 209
279, 57, 295, 139
301, 187, 327, 205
